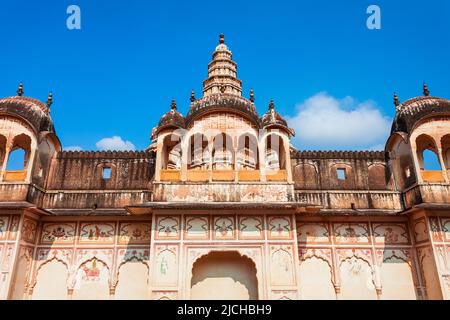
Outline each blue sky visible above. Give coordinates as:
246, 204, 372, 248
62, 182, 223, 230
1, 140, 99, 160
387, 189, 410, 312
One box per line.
1, 0, 449, 153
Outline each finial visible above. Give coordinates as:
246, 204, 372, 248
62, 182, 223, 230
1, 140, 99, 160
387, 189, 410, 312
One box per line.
190, 89, 196, 102
47, 91, 53, 108
269, 99, 275, 111
171, 99, 177, 111
423, 82, 430, 96
393, 93, 399, 107
250, 88, 255, 103
17, 82, 23, 96
219, 33, 225, 44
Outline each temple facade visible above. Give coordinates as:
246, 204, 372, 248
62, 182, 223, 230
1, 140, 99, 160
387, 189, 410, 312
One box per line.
1, 35, 450, 300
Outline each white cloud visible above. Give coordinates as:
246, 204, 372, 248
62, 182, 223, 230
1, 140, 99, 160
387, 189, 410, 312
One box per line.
64, 146, 83, 151
95, 136, 136, 151
285, 92, 391, 151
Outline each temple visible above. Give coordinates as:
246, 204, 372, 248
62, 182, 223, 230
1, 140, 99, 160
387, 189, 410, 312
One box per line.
1, 35, 450, 300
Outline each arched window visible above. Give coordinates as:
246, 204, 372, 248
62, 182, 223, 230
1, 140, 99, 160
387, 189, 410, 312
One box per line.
212, 133, 234, 170
188, 133, 209, 170
237, 134, 259, 170
6, 148, 26, 170
416, 135, 440, 171
265, 134, 286, 171
422, 149, 441, 171
161, 134, 182, 170
416, 134, 443, 182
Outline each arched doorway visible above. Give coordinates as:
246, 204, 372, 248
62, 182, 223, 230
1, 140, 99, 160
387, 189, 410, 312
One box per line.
190, 251, 258, 300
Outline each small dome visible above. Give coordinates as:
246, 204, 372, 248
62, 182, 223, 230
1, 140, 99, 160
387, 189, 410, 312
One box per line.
154, 100, 186, 136
392, 96, 450, 134
0, 96, 55, 134
214, 43, 231, 53
261, 100, 294, 136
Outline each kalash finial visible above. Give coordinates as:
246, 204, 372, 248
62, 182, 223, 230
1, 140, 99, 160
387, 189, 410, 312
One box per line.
47, 92, 53, 109
190, 89, 196, 102
250, 89, 255, 103
171, 99, 177, 111
17, 82, 23, 96
393, 93, 400, 108
219, 33, 225, 44
269, 99, 275, 111
423, 82, 430, 96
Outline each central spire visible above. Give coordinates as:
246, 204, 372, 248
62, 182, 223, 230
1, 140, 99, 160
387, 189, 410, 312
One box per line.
202, 34, 242, 97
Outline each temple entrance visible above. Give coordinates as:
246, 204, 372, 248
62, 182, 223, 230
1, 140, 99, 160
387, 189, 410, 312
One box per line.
190, 251, 258, 300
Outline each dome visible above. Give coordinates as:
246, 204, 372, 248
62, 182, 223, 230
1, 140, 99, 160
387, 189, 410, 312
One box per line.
214, 43, 231, 53
0, 95, 55, 134
154, 100, 186, 136
391, 96, 450, 134
186, 93, 260, 127
260, 100, 295, 136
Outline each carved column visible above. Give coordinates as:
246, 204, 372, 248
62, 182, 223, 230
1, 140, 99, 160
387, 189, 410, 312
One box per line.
0, 144, 12, 181
181, 139, 188, 181
154, 136, 164, 182
258, 139, 266, 182
410, 145, 423, 184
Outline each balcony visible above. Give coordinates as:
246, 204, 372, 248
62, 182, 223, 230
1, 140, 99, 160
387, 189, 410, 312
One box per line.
160, 169, 181, 181
421, 170, 444, 183
3, 170, 27, 182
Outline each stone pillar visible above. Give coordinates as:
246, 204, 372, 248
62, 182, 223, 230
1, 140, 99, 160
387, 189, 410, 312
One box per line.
0, 145, 12, 181
259, 139, 266, 182
437, 147, 449, 182
25, 147, 37, 182
181, 139, 188, 181
154, 137, 163, 182
410, 145, 423, 184
208, 136, 213, 182
284, 137, 293, 183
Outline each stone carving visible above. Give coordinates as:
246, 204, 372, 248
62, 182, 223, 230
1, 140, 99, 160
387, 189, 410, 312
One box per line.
372, 223, 409, 244
435, 245, 448, 272
154, 245, 178, 286
30, 248, 73, 290
41, 223, 76, 244
8, 215, 20, 240
270, 246, 295, 286
441, 218, 450, 242
213, 216, 235, 240
118, 222, 151, 244
117, 248, 150, 265
79, 223, 115, 244
185, 216, 209, 240
238, 216, 263, 240
0, 216, 9, 240
297, 222, 330, 243
334, 223, 370, 244
299, 248, 333, 270
428, 217, 443, 242
413, 218, 429, 243
156, 216, 180, 240
21, 218, 38, 244
336, 248, 373, 267
2, 244, 14, 271
268, 216, 292, 240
